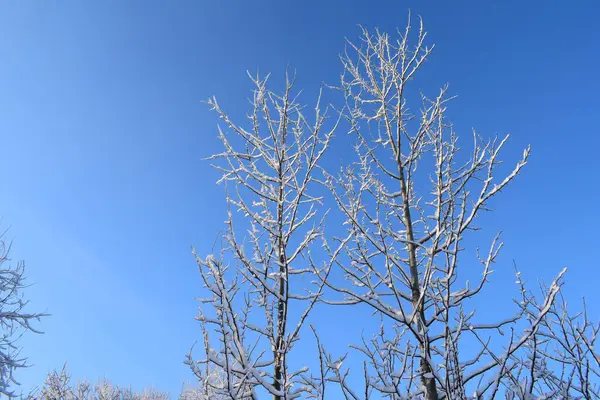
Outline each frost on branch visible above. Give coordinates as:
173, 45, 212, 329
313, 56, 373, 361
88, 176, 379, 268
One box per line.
0, 230, 46, 398
36, 363, 170, 400
188, 16, 599, 400
313, 16, 599, 400
188, 72, 337, 399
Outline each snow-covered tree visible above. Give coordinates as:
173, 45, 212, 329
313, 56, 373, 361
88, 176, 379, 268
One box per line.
186, 72, 336, 399
179, 374, 227, 400
38, 364, 76, 399
315, 17, 599, 399
0, 229, 46, 398
191, 15, 599, 400
37, 364, 169, 400
178, 368, 228, 400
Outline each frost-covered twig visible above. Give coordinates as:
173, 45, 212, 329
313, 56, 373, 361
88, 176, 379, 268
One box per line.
0, 230, 47, 398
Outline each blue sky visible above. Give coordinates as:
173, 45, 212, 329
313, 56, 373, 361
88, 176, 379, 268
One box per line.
0, 0, 599, 396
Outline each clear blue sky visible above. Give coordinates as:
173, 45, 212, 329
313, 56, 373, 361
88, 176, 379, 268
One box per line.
0, 0, 598, 396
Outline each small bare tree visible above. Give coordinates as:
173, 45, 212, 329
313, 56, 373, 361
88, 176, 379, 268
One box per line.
179, 373, 228, 400
315, 17, 599, 399
186, 72, 337, 399
0, 229, 46, 398
179, 369, 229, 400
39, 364, 78, 399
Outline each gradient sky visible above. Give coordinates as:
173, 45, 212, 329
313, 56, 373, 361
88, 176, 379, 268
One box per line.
0, 0, 599, 396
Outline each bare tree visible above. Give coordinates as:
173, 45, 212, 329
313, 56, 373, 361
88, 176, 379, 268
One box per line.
178, 369, 229, 400
39, 364, 77, 399
178, 385, 211, 400
0, 229, 46, 398
186, 72, 337, 399
315, 17, 598, 399
191, 15, 598, 400
179, 373, 228, 400
37, 364, 170, 400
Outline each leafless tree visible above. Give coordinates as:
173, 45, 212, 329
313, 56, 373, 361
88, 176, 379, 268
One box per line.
191, 15, 598, 400
37, 364, 170, 400
179, 373, 228, 400
178, 368, 230, 400
38, 364, 77, 399
178, 385, 210, 400
0, 229, 46, 398
315, 17, 599, 399
186, 71, 337, 399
